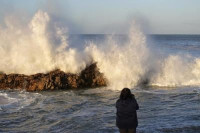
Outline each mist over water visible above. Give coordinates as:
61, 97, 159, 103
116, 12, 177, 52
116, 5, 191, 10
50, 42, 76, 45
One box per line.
1, 10, 200, 89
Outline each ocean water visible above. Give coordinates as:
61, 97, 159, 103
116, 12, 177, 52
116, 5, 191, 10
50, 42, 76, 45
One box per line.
1, 35, 200, 133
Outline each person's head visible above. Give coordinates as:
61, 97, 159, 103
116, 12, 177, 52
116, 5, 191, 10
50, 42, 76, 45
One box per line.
120, 88, 133, 100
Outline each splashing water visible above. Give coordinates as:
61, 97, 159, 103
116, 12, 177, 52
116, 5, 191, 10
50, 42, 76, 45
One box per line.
85, 22, 150, 89
1, 10, 200, 89
151, 55, 200, 87
85, 24, 200, 88
0, 10, 86, 75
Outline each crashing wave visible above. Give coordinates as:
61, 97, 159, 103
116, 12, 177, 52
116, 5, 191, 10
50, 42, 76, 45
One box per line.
1, 10, 200, 90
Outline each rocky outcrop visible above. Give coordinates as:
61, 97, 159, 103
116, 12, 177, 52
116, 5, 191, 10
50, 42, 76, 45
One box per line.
79, 63, 107, 88
0, 63, 107, 91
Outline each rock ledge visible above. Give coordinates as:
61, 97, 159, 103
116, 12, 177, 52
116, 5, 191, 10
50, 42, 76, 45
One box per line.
0, 63, 107, 91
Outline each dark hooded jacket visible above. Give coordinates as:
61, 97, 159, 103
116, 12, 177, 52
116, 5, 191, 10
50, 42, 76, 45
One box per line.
116, 95, 139, 129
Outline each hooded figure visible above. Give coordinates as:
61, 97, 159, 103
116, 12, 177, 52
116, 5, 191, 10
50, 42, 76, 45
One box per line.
116, 88, 139, 133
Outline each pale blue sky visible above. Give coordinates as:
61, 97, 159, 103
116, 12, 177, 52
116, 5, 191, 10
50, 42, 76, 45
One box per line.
0, 0, 200, 34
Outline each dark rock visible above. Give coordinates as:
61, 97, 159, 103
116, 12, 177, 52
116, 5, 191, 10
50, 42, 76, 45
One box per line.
0, 63, 107, 91
79, 63, 107, 88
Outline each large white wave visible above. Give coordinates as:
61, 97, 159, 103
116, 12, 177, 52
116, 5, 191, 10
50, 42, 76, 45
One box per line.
0, 11, 87, 74
151, 55, 200, 87
85, 23, 200, 89
1, 10, 200, 89
85, 22, 151, 89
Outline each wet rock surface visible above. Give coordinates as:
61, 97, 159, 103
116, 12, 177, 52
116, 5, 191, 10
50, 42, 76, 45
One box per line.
0, 63, 107, 91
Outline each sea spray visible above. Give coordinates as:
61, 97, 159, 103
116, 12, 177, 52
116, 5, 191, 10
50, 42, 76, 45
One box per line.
0, 10, 86, 75
1, 10, 200, 88
85, 22, 151, 89
151, 54, 200, 87
0, 10, 152, 89
85, 26, 200, 88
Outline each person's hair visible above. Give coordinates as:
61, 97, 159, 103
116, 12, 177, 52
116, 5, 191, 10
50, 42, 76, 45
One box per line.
120, 88, 133, 100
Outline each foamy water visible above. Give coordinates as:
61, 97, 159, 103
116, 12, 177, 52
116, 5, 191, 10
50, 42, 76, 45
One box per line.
1, 11, 200, 132
1, 11, 200, 89
0, 87, 200, 133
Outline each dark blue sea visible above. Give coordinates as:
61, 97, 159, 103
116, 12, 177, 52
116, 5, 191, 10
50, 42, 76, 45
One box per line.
0, 35, 200, 133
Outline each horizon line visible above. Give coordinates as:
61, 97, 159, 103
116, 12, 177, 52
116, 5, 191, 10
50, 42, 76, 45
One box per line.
68, 33, 200, 35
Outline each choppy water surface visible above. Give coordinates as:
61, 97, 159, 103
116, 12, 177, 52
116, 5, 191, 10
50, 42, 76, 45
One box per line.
0, 87, 200, 133
1, 34, 200, 133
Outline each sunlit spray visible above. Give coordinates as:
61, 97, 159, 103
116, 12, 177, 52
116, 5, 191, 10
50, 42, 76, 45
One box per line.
1, 11, 200, 89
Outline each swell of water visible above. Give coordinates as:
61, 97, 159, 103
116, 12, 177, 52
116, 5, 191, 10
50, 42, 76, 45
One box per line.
1, 10, 200, 89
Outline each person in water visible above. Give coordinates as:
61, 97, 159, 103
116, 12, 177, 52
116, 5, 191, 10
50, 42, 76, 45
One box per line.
116, 88, 139, 133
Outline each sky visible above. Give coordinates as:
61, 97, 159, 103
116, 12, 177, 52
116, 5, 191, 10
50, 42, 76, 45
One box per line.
0, 0, 200, 34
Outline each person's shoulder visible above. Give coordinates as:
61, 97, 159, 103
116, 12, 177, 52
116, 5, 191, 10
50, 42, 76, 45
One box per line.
131, 94, 135, 98
116, 99, 121, 107
116, 99, 121, 103
116, 99, 123, 105
129, 95, 137, 103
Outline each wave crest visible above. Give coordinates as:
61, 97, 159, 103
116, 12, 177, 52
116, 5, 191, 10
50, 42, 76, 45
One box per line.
1, 11, 200, 89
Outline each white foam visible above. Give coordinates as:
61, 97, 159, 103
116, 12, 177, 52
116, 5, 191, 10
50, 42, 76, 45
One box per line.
85, 22, 151, 90
0, 92, 17, 105
0, 10, 87, 75
0, 90, 44, 112
151, 55, 200, 87
1, 11, 200, 89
